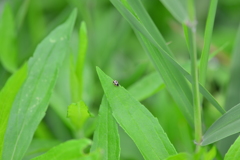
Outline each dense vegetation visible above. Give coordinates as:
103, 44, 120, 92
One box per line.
0, 0, 240, 159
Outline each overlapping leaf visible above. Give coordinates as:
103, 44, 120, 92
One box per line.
97, 67, 177, 160
2, 9, 77, 160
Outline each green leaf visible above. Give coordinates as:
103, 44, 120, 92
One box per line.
0, 64, 27, 158
69, 22, 88, 102
76, 21, 88, 90
96, 67, 177, 160
111, 0, 194, 126
91, 96, 120, 160
24, 139, 60, 159
111, 0, 225, 125
159, 0, 189, 23
128, 72, 165, 101
164, 153, 192, 160
2, 9, 77, 160
0, 3, 18, 72
199, 0, 218, 87
225, 24, 240, 110
225, 136, 240, 160
67, 100, 90, 130
31, 139, 92, 160
202, 103, 240, 146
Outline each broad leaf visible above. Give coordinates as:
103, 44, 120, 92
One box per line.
91, 96, 120, 160
2, 9, 77, 160
97, 67, 177, 160
32, 139, 93, 160
0, 64, 27, 158
225, 136, 240, 160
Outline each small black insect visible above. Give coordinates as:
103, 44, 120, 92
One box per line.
113, 80, 119, 86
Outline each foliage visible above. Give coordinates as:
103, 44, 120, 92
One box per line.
0, 0, 240, 159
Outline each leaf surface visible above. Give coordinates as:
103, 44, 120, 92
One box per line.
91, 96, 120, 160
2, 9, 77, 160
96, 67, 177, 160
202, 103, 240, 146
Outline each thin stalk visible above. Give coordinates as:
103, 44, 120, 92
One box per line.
192, 30, 202, 150
186, 0, 202, 152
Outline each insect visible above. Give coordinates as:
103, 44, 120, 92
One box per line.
113, 80, 119, 86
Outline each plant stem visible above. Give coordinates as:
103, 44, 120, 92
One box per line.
187, 0, 202, 151
192, 29, 202, 150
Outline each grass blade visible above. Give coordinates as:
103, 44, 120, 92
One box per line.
96, 67, 177, 160
201, 103, 240, 146
0, 3, 18, 72
112, 0, 194, 125
32, 139, 92, 160
2, 9, 77, 160
199, 0, 218, 87
111, 0, 225, 124
0, 64, 27, 158
91, 96, 120, 160
159, 0, 188, 23
225, 136, 240, 160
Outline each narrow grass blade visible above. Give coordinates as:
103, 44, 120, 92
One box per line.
96, 67, 177, 160
67, 101, 90, 130
159, 0, 188, 23
126, 0, 173, 56
32, 139, 92, 160
225, 136, 240, 160
225, 24, 240, 110
0, 64, 27, 158
112, 0, 194, 125
111, 0, 225, 124
199, 0, 218, 87
127, 72, 165, 101
0, 3, 18, 72
91, 96, 120, 160
202, 103, 240, 146
2, 9, 77, 160
76, 21, 88, 93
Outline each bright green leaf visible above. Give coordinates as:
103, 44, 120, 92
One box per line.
164, 153, 192, 160
67, 100, 90, 130
0, 64, 27, 158
225, 136, 240, 160
32, 139, 92, 160
0, 3, 18, 72
202, 103, 240, 146
24, 139, 60, 159
2, 9, 77, 160
91, 96, 120, 160
96, 67, 177, 160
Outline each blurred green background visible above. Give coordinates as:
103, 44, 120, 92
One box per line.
0, 0, 240, 159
